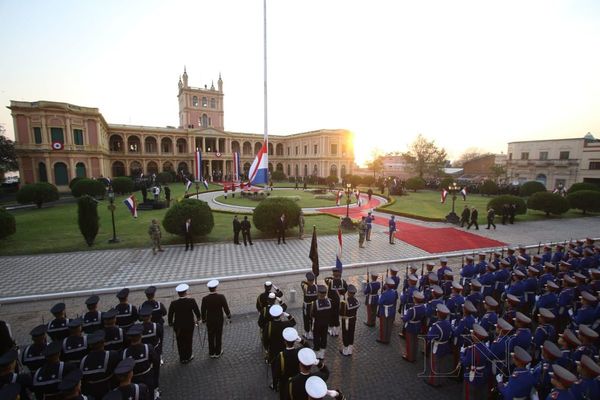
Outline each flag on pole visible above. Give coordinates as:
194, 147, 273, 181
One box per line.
248, 141, 268, 185
202, 178, 209, 190
194, 148, 202, 182
460, 187, 467, 201
309, 226, 319, 279
233, 152, 241, 182
335, 224, 343, 271
441, 189, 448, 204
123, 195, 137, 218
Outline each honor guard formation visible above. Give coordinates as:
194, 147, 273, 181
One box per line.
2, 238, 600, 399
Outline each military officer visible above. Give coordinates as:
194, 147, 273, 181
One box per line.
122, 324, 160, 399
104, 358, 151, 400
363, 271, 380, 327
533, 308, 557, 360
452, 300, 477, 366
324, 267, 348, 337
263, 304, 297, 363
82, 295, 102, 334
304, 375, 345, 400
512, 312, 533, 354
32, 341, 78, 400
552, 243, 565, 264
546, 364, 577, 400
301, 272, 318, 339
102, 309, 125, 352
445, 282, 465, 324
200, 280, 232, 359
532, 340, 564, 400
257, 281, 284, 314
0, 348, 31, 400
56, 369, 86, 400
478, 296, 498, 338
388, 266, 401, 290
475, 252, 488, 276
168, 283, 201, 363
80, 330, 120, 399
21, 324, 47, 372
460, 323, 491, 400
140, 286, 167, 326
47, 302, 70, 342
557, 329, 581, 373
401, 290, 426, 361
115, 288, 138, 330
489, 318, 514, 377
283, 348, 330, 400
271, 328, 308, 395
139, 306, 163, 361
437, 258, 452, 283
376, 278, 398, 345
311, 285, 332, 360
459, 256, 476, 292
339, 285, 360, 356
496, 346, 536, 400
424, 303, 453, 387
61, 318, 88, 365
573, 324, 599, 362
541, 244, 553, 265
570, 354, 600, 400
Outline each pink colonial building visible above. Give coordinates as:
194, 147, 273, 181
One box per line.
9, 69, 354, 188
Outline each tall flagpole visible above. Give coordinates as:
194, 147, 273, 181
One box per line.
263, 0, 268, 144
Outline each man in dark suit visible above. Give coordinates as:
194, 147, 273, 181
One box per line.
467, 207, 479, 230
201, 280, 232, 358
183, 218, 193, 251
241, 216, 253, 246
277, 213, 287, 244
168, 283, 201, 363
232, 216, 241, 245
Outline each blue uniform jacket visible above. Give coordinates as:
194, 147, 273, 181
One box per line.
426, 319, 452, 356
461, 342, 492, 386
498, 367, 536, 400
570, 377, 600, 400
363, 281, 381, 305
533, 323, 556, 350
377, 288, 398, 317
453, 314, 475, 347
402, 304, 426, 334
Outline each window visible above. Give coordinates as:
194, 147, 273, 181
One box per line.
509, 153, 513, 160
202, 97, 208, 107
295, 146, 298, 155
287, 147, 290, 156
331, 144, 338, 155
73, 129, 84, 145
313, 144, 318, 155
341, 144, 346, 155
539, 151, 548, 160
53, 162, 69, 185
75, 162, 86, 178
34, 127, 42, 144
38, 162, 48, 182
210, 98, 215, 108
589, 162, 600, 170
559, 151, 569, 160
304, 145, 307, 155
201, 114, 208, 128
520, 152, 529, 160
50, 127, 64, 143
192, 96, 198, 107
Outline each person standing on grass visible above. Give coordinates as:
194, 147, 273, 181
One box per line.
298, 210, 305, 239
486, 207, 496, 230
388, 215, 397, 244
467, 207, 479, 230
164, 185, 171, 207
148, 219, 164, 254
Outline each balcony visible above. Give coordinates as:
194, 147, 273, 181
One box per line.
508, 158, 579, 168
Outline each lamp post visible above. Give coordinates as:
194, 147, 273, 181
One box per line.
341, 183, 353, 229
107, 185, 119, 243
445, 182, 460, 224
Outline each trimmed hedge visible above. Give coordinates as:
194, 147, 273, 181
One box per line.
567, 182, 600, 194
111, 177, 134, 194
487, 195, 527, 214
271, 170, 286, 181
16, 182, 59, 209
519, 181, 546, 197
253, 197, 301, 234
78, 195, 99, 246
71, 178, 106, 198
527, 192, 570, 216
156, 171, 174, 185
0, 208, 16, 239
69, 177, 84, 189
162, 198, 214, 237
567, 190, 600, 214
480, 180, 499, 196
405, 177, 425, 192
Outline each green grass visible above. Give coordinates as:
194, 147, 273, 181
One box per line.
215, 189, 340, 208
378, 190, 598, 223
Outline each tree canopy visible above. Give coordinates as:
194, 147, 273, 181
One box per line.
0, 128, 19, 175
402, 134, 447, 178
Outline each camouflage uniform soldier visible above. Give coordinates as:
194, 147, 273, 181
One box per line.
148, 219, 164, 255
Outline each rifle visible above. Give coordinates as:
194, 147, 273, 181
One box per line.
461, 254, 465, 266
420, 262, 425, 281
537, 242, 541, 255
501, 247, 505, 259
367, 266, 370, 284
488, 251, 493, 263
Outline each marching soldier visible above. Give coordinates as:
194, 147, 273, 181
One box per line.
445, 282, 465, 324
47, 302, 70, 342
263, 305, 297, 364
304, 376, 345, 400
512, 312, 533, 354
475, 252, 488, 276
489, 318, 514, 377
546, 364, 578, 400
32, 341, 78, 400
376, 278, 398, 345
339, 285, 359, 356
201, 280, 232, 359
115, 288, 138, 330
271, 328, 309, 395
0, 349, 32, 400
311, 285, 332, 360
424, 303, 452, 387
83, 295, 102, 334
363, 271, 380, 327
102, 309, 125, 352
495, 346, 536, 399
459, 256, 476, 294
56, 369, 86, 400
139, 306, 164, 361
558, 329, 580, 373
452, 301, 477, 365
168, 283, 201, 363
570, 354, 600, 400
478, 296, 498, 338
301, 272, 318, 339
122, 324, 160, 399
401, 290, 425, 361
437, 258, 452, 283
460, 323, 491, 400
61, 318, 89, 365
573, 324, 599, 362
141, 286, 167, 326
324, 268, 348, 337
80, 330, 120, 399
532, 340, 563, 399
283, 348, 330, 400
104, 358, 151, 400
21, 324, 47, 372
478, 264, 496, 299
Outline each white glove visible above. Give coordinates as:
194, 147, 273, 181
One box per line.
568, 309, 574, 317
283, 312, 290, 318
496, 374, 503, 383
535, 295, 540, 302
313, 359, 320, 366
327, 390, 340, 397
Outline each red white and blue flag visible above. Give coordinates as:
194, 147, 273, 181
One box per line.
184, 178, 192, 192
248, 140, 268, 185
123, 195, 137, 218
202, 178, 209, 190
441, 189, 448, 204
335, 224, 343, 271
460, 187, 467, 201
233, 152, 241, 182
194, 148, 202, 183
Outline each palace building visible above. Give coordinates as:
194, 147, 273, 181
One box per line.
8, 69, 354, 188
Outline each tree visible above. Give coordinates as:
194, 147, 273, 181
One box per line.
16, 182, 59, 208
567, 190, 600, 214
367, 151, 384, 179
567, 182, 600, 194
78, 195, 99, 246
0, 129, 19, 178
163, 199, 214, 237
253, 197, 300, 234
402, 134, 447, 178
405, 177, 425, 192
480, 180, 499, 196
453, 148, 488, 167
0, 208, 16, 239
111, 177, 134, 194
489, 164, 506, 183
527, 192, 570, 216
71, 179, 106, 198
519, 181, 546, 197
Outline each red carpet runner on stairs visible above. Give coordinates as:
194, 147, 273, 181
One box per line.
318, 196, 505, 253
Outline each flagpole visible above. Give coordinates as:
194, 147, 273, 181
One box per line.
263, 0, 268, 144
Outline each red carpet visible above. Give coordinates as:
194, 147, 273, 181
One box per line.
318, 195, 505, 253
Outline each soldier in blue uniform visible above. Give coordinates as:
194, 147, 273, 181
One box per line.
466, 279, 484, 315
535, 282, 559, 318
552, 244, 565, 264
339, 285, 360, 356
460, 256, 476, 294
489, 318, 514, 377
452, 300, 477, 365
141, 286, 167, 326
425, 285, 444, 326
56, 369, 87, 400
557, 276, 576, 332
491, 251, 502, 270
461, 323, 492, 400
475, 253, 488, 276
573, 324, 599, 362
301, 272, 318, 338
122, 324, 160, 399
80, 330, 120, 399
478, 296, 498, 338
503, 294, 521, 326
139, 306, 164, 362
539, 262, 557, 290
517, 245, 531, 266
534, 308, 557, 360
546, 364, 577, 400
389, 266, 401, 290
532, 340, 563, 400
523, 266, 540, 310
437, 258, 452, 283
445, 282, 465, 324
32, 341, 78, 400
418, 262, 436, 291
541, 245, 553, 265
399, 273, 418, 332
61, 318, 88, 365
363, 271, 380, 327
505, 246, 517, 268
377, 278, 398, 345
506, 270, 526, 301
21, 324, 47, 372
311, 285, 332, 360
494, 260, 512, 301
401, 290, 425, 361
424, 304, 453, 387
105, 358, 151, 400
441, 270, 455, 298
402, 265, 418, 293
115, 288, 138, 330
496, 346, 536, 400
558, 329, 581, 373
571, 291, 597, 328
571, 354, 600, 400
0, 348, 32, 400
102, 309, 125, 352
324, 267, 348, 337
47, 302, 70, 342
512, 312, 533, 355
478, 263, 496, 299
83, 295, 102, 334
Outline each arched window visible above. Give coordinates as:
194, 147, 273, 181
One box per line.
147, 161, 158, 174
53, 162, 69, 185
268, 163, 273, 172
201, 114, 208, 128
536, 174, 547, 188
192, 96, 198, 107
276, 143, 284, 156
130, 161, 142, 176
38, 162, 48, 182
75, 162, 86, 178
176, 138, 187, 153
268, 143, 274, 156
243, 141, 252, 155
109, 135, 124, 152
276, 163, 284, 172
145, 137, 157, 153
163, 162, 173, 172
341, 165, 347, 177
243, 162, 251, 179
231, 141, 240, 154
178, 162, 189, 175
287, 164, 290, 177
127, 136, 140, 153
254, 142, 262, 155
210, 98, 216, 108
112, 161, 125, 177
161, 138, 172, 153
304, 165, 308, 177
202, 97, 208, 107
313, 164, 318, 176
330, 164, 337, 177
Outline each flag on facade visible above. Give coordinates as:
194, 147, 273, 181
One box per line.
309, 226, 319, 278
123, 195, 137, 218
194, 148, 202, 182
202, 178, 209, 190
185, 178, 192, 192
233, 152, 241, 182
248, 141, 268, 185
441, 189, 448, 204
460, 187, 467, 201
335, 224, 343, 271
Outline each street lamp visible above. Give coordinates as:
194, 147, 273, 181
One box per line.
341, 183, 353, 229
107, 185, 119, 243
445, 182, 461, 224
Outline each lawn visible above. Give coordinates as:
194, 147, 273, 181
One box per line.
378, 190, 597, 223
0, 184, 342, 256
215, 189, 340, 208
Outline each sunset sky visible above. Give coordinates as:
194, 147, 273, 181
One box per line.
1, 0, 599, 165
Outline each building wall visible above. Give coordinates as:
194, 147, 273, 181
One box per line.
462, 154, 496, 175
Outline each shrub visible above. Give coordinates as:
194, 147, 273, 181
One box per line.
16, 182, 59, 209
97, 177, 110, 187
344, 175, 362, 188
253, 197, 301, 234
405, 177, 425, 192
480, 180, 499, 196
71, 178, 106, 198
156, 171, 174, 185
487, 195, 527, 214
362, 176, 375, 187
111, 177, 134, 194
0, 208, 16, 239
325, 175, 338, 185
527, 192, 570, 216
77, 195, 99, 246
567, 190, 600, 214
69, 177, 84, 189
162, 198, 214, 237
567, 182, 600, 194
314, 193, 336, 200
271, 170, 286, 181
519, 181, 546, 197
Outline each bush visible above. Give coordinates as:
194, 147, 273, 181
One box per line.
163, 198, 214, 237
0, 208, 16, 239
78, 195, 99, 246
362, 176, 375, 187
253, 197, 301, 234
111, 177, 134, 194
156, 171, 175, 185
567, 182, 600, 194
439, 177, 454, 190
16, 182, 59, 209
527, 192, 570, 216
71, 178, 106, 198
487, 195, 527, 214
519, 181, 546, 197
325, 175, 338, 185
97, 177, 110, 187
271, 170, 286, 181
480, 180, 499, 196
344, 175, 362, 188
567, 190, 600, 214
405, 177, 425, 192
69, 177, 84, 189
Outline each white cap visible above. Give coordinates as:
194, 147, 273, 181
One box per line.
207, 280, 219, 289
305, 376, 327, 398
298, 348, 318, 366
269, 304, 283, 317
265, 281, 272, 286
268, 293, 276, 299
282, 327, 299, 342
175, 283, 189, 293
